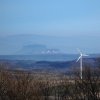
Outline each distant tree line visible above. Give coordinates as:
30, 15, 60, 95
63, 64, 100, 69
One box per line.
0, 59, 100, 100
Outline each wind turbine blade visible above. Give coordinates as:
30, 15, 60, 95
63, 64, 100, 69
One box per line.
76, 56, 81, 62
83, 54, 89, 56
77, 48, 82, 54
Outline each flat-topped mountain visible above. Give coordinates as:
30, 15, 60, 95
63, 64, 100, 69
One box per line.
17, 44, 60, 55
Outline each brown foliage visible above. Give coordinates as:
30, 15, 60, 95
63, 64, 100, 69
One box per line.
0, 65, 100, 100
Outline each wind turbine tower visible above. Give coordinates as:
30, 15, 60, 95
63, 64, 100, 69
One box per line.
76, 49, 89, 79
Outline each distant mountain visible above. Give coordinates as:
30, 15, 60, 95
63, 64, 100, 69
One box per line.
17, 44, 47, 54
0, 58, 99, 73
0, 34, 63, 55
0, 34, 100, 55
17, 44, 60, 55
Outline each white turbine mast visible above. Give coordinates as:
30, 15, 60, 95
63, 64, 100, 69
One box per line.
76, 48, 89, 79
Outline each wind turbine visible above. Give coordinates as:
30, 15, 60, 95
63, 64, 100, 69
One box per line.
76, 49, 89, 79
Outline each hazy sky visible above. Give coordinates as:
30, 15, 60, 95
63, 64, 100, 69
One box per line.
0, 0, 100, 54
0, 0, 100, 36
